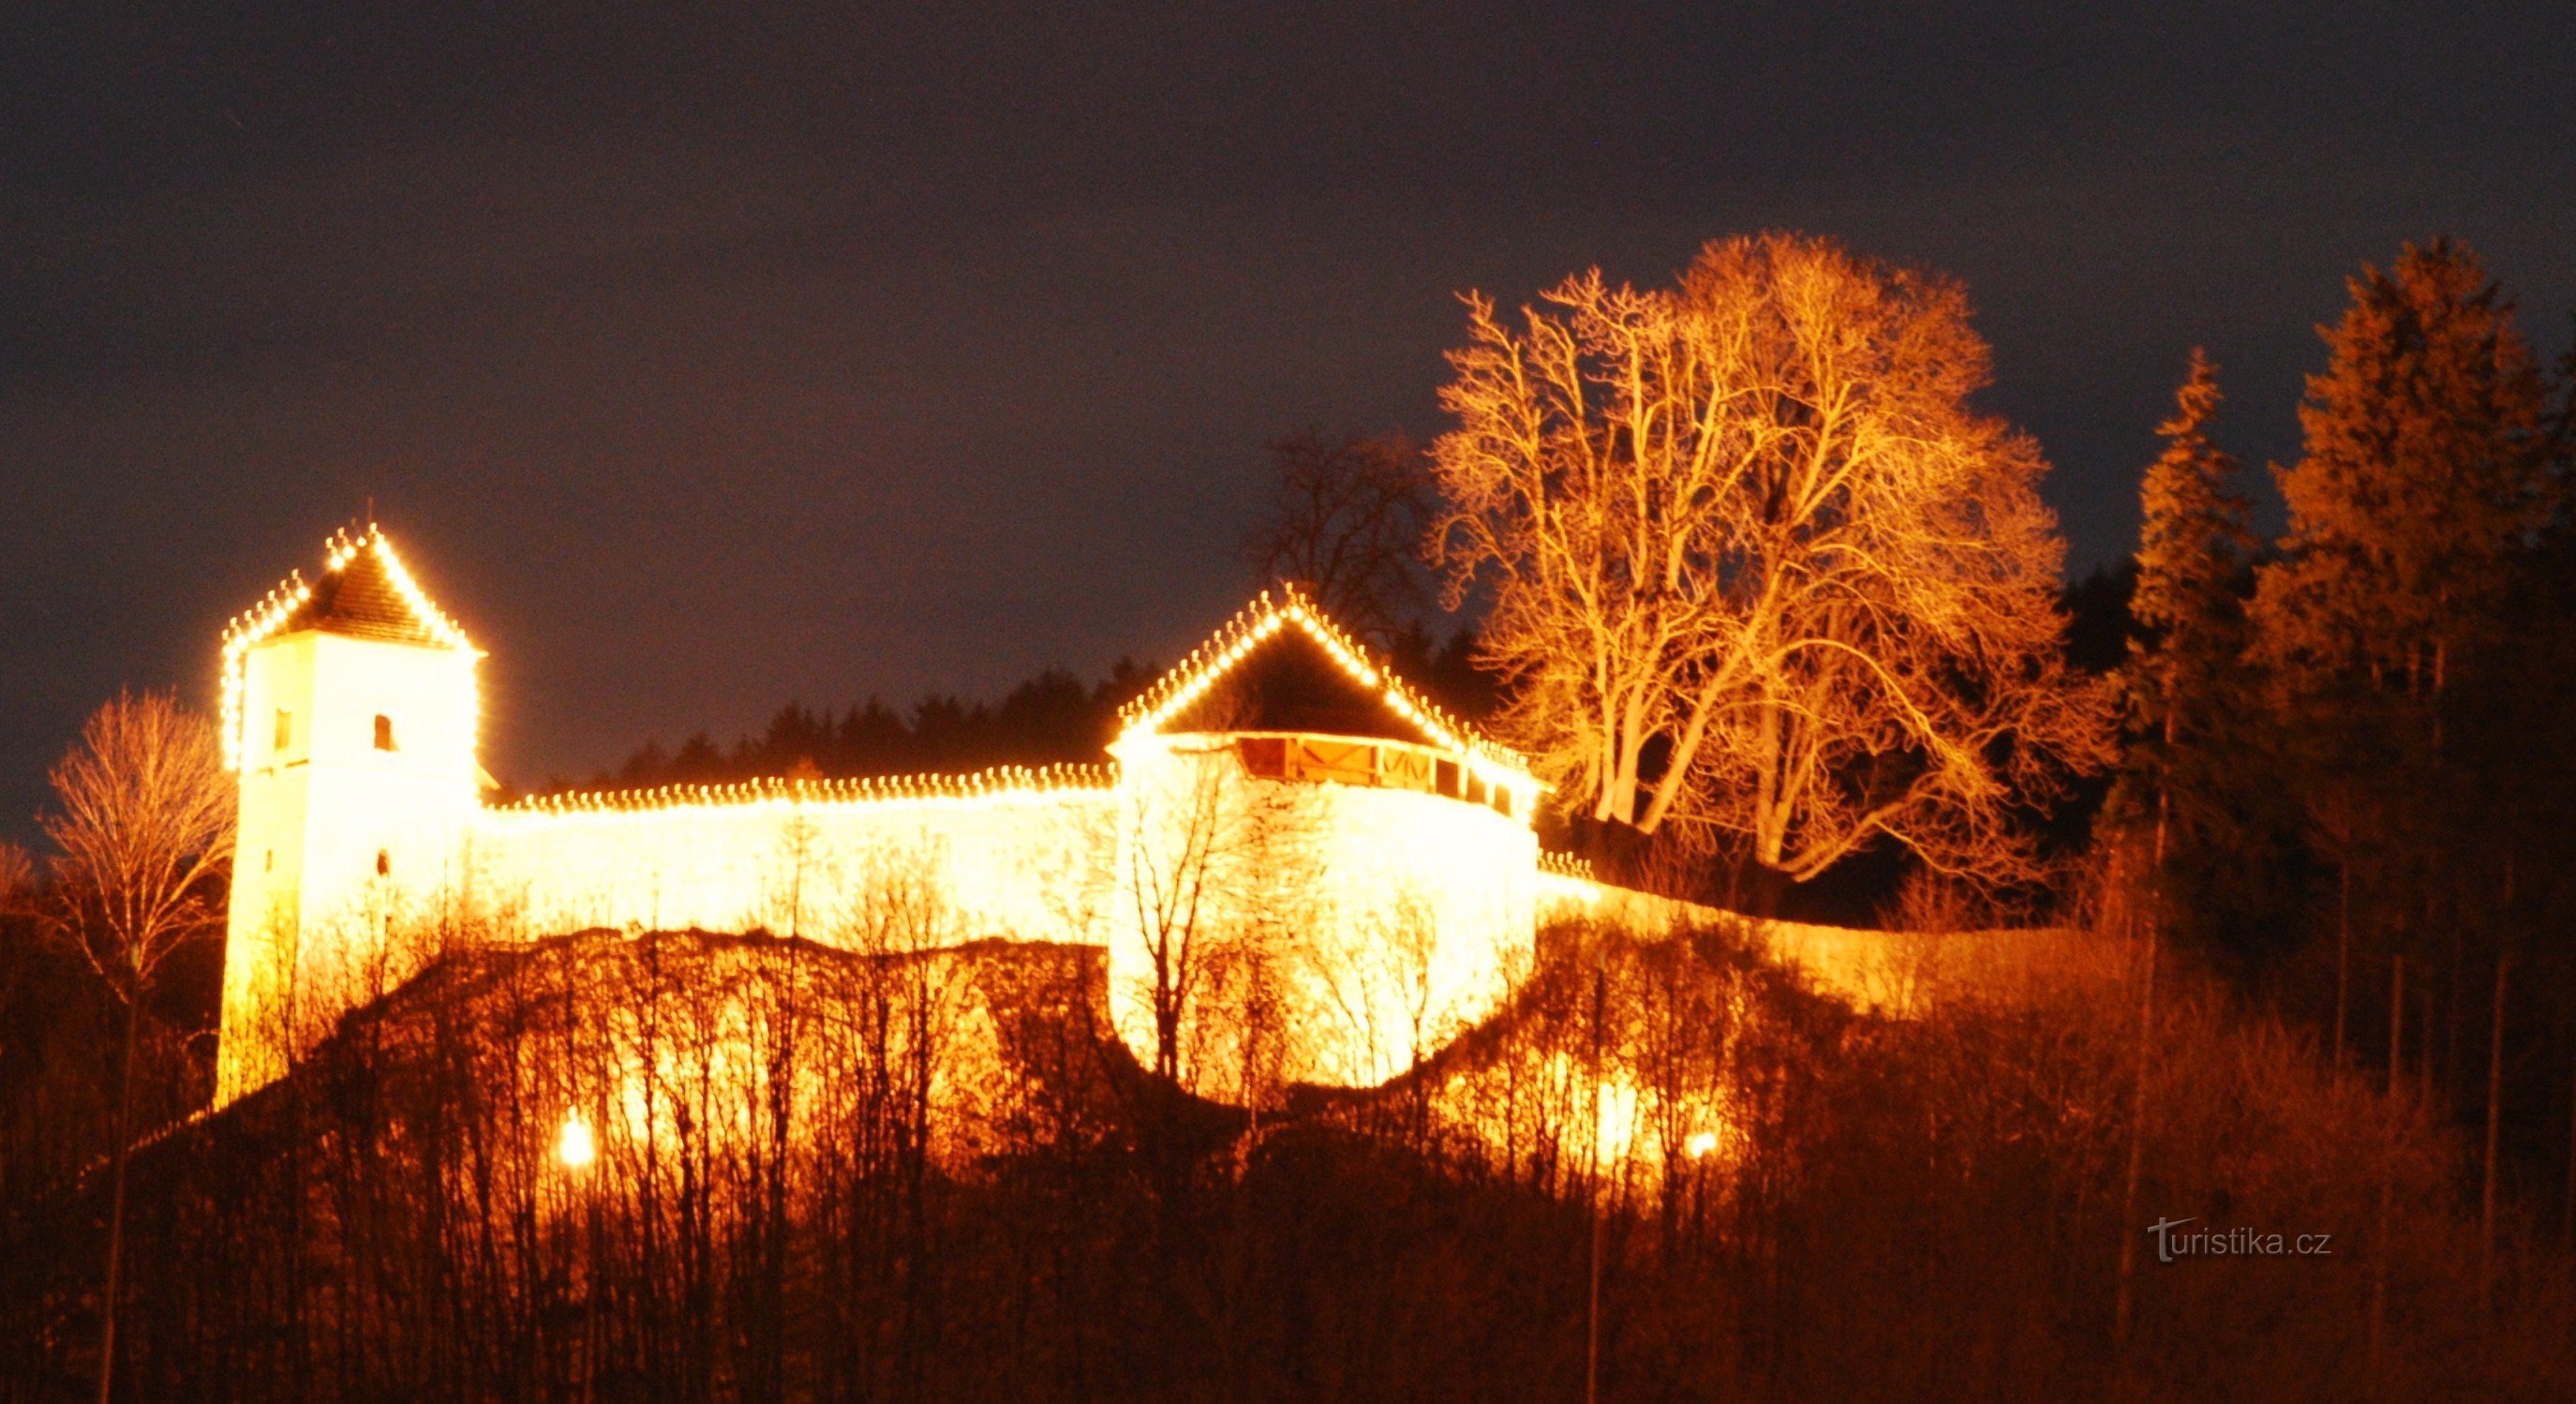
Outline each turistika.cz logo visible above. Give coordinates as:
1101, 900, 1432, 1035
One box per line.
2147, 1217, 2333, 1263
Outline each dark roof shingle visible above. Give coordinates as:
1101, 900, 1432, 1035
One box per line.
278, 541, 455, 647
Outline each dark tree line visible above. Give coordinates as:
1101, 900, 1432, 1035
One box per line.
2106, 238, 2576, 1261
571, 665, 1155, 794
568, 632, 1496, 797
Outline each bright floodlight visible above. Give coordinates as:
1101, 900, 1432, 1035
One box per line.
1685, 1130, 1720, 1160
558, 1112, 596, 1170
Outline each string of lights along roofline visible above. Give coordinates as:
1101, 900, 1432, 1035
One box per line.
490, 764, 1120, 827
218, 523, 481, 773
1114, 586, 1540, 798
219, 544, 1530, 813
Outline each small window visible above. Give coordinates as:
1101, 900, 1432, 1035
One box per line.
263, 849, 274, 874
374, 714, 397, 752
1436, 758, 1462, 798
273, 709, 293, 753
1236, 736, 1287, 779
1491, 785, 1514, 818
376, 849, 391, 877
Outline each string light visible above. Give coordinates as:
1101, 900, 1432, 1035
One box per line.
1537, 851, 1596, 883
217, 523, 478, 770
368, 530, 473, 650
214, 545, 1586, 1105
218, 571, 313, 770
1116, 583, 1541, 802
488, 763, 1118, 827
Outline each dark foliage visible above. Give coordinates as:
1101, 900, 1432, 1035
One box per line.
567, 630, 1508, 799
2060, 562, 2138, 677
574, 663, 1163, 794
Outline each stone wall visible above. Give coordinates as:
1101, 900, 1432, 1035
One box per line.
464, 786, 1122, 948
240, 750, 1563, 1101
1105, 735, 1541, 1097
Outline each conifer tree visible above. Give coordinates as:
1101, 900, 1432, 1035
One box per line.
2127, 349, 2253, 751
2108, 352, 2251, 1344
2254, 238, 2554, 708
2110, 351, 2302, 963
2252, 238, 2557, 1101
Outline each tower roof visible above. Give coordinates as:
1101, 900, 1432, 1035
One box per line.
271, 534, 464, 647
219, 524, 474, 769
1117, 584, 1531, 784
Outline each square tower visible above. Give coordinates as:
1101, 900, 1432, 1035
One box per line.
215, 527, 482, 1102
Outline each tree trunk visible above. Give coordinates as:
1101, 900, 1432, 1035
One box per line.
1735, 860, 1791, 920
2482, 858, 2513, 1305
2420, 978, 2436, 1108
2113, 800, 2166, 1353
1585, 959, 1607, 1404
2563, 1058, 2576, 1256
2368, 953, 2403, 1389
95, 992, 142, 1404
2388, 955, 2405, 1096
2334, 863, 2352, 1073
2445, 909, 2464, 1110
2481, 950, 2509, 1308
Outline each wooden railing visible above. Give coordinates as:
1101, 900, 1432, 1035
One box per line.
1222, 731, 1522, 819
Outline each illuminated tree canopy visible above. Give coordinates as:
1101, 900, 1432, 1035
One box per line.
2253, 237, 2557, 704
1432, 232, 2111, 888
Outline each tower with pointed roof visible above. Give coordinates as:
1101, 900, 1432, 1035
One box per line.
215, 525, 483, 1102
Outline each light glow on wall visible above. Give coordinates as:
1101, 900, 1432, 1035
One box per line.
219, 573, 313, 770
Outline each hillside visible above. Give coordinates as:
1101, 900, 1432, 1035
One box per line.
8, 919, 2574, 1401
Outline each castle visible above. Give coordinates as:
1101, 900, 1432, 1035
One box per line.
215, 526, 1617, 1106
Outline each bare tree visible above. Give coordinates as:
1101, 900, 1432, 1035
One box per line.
1120, 740, 1303, 1098
37, 691, 233, 1404
1244, 428, 1433, 648
0, 844, 31, 905
1433, 233, 2112, 893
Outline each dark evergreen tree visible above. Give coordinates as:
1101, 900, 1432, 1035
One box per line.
2254, 238, 2554, 708
2113, 351, 2301, 963
2249, 238, 2558, 1098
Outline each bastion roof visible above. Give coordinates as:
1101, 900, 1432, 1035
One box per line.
1117, 584, 1529, 779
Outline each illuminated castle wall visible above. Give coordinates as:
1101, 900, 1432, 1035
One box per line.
215, 527, 1571, 1106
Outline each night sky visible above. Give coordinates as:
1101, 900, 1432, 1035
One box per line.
5, 4, 2571, 834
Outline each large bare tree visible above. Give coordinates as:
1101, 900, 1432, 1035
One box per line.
1433, 233, 2109, 890
1244, 428, 1433, 646
39, 691, 233, 1404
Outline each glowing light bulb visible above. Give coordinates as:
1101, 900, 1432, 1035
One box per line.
558, 1112, 596, 1170
1686, 1130, 1720, 1160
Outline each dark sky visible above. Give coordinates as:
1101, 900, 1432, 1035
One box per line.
5, 3, 2572, 833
